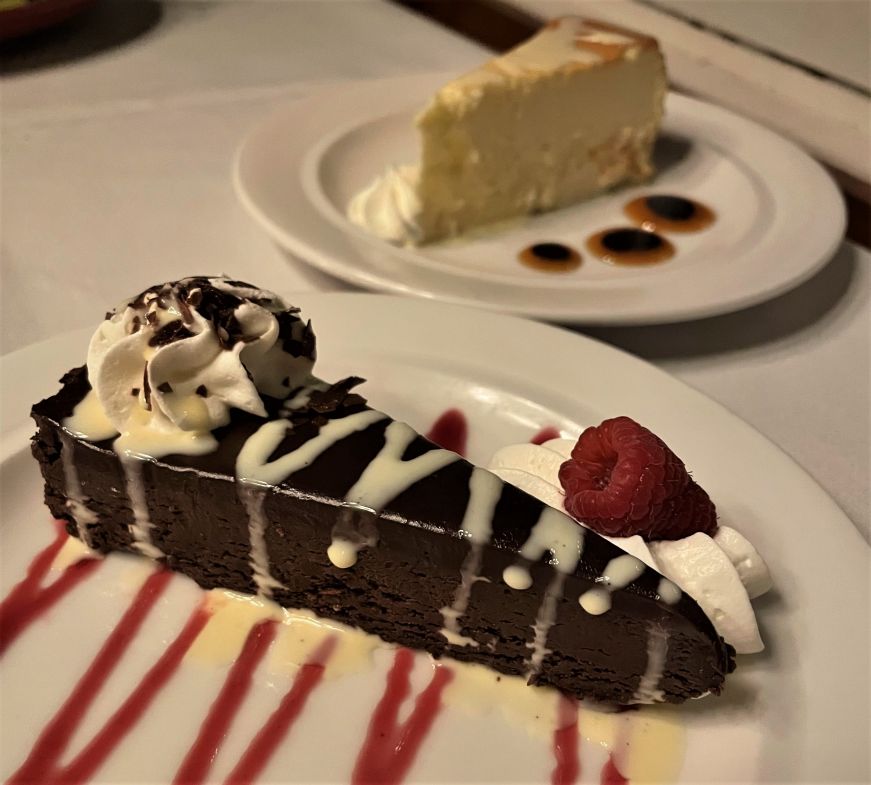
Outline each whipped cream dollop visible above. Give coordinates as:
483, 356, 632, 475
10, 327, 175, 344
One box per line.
489, 439, 772, 654
347, 165, 422, 246
87, 276, 315, 457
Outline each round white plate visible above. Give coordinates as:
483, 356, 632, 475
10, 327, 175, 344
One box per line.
1, 294, 867, 784
233, 73, 845, 324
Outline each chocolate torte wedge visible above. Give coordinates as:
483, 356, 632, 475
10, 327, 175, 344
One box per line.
31, 277, 733, 705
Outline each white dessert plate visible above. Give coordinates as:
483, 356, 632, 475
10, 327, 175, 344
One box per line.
233, 73, 845, 325
1, 294, 868, 784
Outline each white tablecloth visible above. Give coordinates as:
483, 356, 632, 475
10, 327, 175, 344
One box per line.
2, 0, 868, 535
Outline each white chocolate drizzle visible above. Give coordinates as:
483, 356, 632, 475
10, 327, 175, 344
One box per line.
657, 577, 682, 605
632, 624, 669, 704
58, 431, 97, 548
579, 554, 646, 615
236, 410, 386, 486
501, 506, 585, 590
514, 507, 585, 676
119, 456, 164, 560
239, 484, 285, 597
440, 468, 503, 647
328, 421, 460, 569
344, 421, 459, 510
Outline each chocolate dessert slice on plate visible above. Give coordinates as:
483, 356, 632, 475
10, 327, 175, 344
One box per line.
31, 277, 733, 705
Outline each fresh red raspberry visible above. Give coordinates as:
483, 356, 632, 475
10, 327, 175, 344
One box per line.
558, 417, 717, 540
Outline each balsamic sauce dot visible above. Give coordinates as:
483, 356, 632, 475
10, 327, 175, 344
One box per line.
530, 243, 573, 261
601, 229, 664, 254
645, 195, 696, 222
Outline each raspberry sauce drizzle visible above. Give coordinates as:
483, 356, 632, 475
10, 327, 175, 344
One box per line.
601, 754, 629, 785
0, 520, 100, 657
551, 695, 580, 785
224, 635, 338, 785
351, 648, 454, 785
531, 426, 561, 445
173, 619, 279, 785
426, 409, 468, 457
8, 569, 175, 783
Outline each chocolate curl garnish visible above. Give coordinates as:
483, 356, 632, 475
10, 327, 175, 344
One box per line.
142, 368, 152, 411
148, 320, 194, 347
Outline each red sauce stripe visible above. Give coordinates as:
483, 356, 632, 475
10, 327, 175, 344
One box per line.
352, 648, 454, 785
601, 753, 629, 785
0, 521, 100, 657
6, 571, 208, 785
531, 427, 561, 446
173, 619, 279, 785
551, 695, 580, 785
426, 409, 468, 457
224, 634, 338, 785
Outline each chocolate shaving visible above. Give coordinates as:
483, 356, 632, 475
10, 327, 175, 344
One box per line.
148, 320, 193, 347
157, 382, 173, 394
144, 309, 159, 327
186, 287, 203, 308
285, 377, 367, 429
104, 311, 113, 321
142, 369, 152, 411
131, 387, 140, 397
177, 296, 193, 325
195, 385, 208, 397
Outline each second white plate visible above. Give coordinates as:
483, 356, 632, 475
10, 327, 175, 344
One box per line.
234, 73, 845, 324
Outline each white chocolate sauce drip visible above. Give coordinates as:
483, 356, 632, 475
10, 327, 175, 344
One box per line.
63, 389, 118, 442
579, 554, 646, 615
119, 456, 164, 560
327, 537, 363, 569
58, 431, 97, 548
236, 410, 386, 486
526, 572, 566, 676
657, 577, 682, 605
440, 468, 503, 647
345, 421, 459, 511
501, 506, 585, 590
328, 421, 460, 569
239, 485, 285, 597
511, 506, 585, 676
632, 624, 669, 704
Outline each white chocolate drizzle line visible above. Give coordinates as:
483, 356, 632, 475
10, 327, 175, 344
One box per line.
510, 507, 585, 677
58, 431, 97, 548
345, 421, 460, 511
239, 484, 285, 597
632, 624, 669, 704
657, 577, 682, 605
579, 554, 646, 616
236, 410, 387, 487
330, 421, 460, 569
440, 468, 503, 647
119, 456, 164, 560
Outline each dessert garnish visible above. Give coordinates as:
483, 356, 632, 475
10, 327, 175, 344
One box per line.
518, 243, 582, 272
586, 227, 675, 265
624, 194, 716, 233
490, 420, 771, 654
559, 416, 717, 540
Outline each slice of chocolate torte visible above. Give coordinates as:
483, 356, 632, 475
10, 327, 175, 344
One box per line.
31, 277, 733, 705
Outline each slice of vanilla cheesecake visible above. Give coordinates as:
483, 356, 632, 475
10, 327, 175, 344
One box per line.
349, 18, 667, 245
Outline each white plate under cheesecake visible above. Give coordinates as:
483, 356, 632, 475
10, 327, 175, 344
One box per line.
234, 21, 845, 324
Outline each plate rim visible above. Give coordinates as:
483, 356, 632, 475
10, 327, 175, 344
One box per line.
232, 73, 847, 325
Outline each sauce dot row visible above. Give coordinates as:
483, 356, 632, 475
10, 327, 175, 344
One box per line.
519, 194, 714, 271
